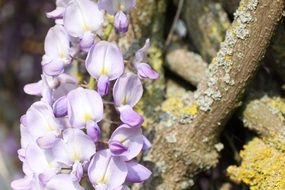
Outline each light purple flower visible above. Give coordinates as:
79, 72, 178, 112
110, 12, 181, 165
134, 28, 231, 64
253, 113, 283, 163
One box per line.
86, 121, 101, 142
25, 143, 60, 178
46, 0, 71, 24
109, 124, 143, 161
52, 128, 96, 166
142, 135, 152, 151
24, 74, 78, 116
113, 73, 143, 126
45, 174, 84, 190
85, 41, 124, 96
42, 25, 71, 76
64, 0, 103, 50
114, 11, 129, 33
88, 149, 128, 190
125, 160, 151, 183
98, 0, 136, 33
98, 0, 136, 15
25, 101, 63, 149
133, 39, 159, 80
11, 175, 43, 190
67, 87, 103, 128
24, 75, 53, 104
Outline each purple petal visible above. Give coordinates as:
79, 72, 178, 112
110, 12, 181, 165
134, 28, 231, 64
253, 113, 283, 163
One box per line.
133, 39, 150, 64
80, 32, 95, 51
86, 121, 101, 142
46, 7, 65, 19
119, 105, 144, 127
42, 59, 65, 76
25, 143, 59, 175
17, 148, 25, 162
20, 115, 27, 126
95, 184, 108, 190
45, 174, 84, 190
126, 160, 152, 183
53, 74, 78, 101
114, 11, 129, 33
88, 149, 127, 189
11, 176, 33, 190
64, 0, 103, 38
98, 75, 110, 96
113, 73, 143, 107
36, 134, 58, 149
98, 0, 118, 15
109, 124, 143, 160
53, 128, 96, 165
53, 96, 68, 117
136, 63, 159, 80
46, 0, 71, 19
43, 25, 70, 74
26, 101, 62, 139
67, 87, 103, 128
71, 161, 83, 181
109, 140, 128, 155
85, 41, 124, 81
41, 75, 53, 104
39, 170, 56, 185
23, 81, 43, 96
142, 135, 152, 151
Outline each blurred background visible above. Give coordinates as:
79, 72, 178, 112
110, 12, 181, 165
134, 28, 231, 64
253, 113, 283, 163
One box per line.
1, 0, 284, 190
0, 0, 54, 188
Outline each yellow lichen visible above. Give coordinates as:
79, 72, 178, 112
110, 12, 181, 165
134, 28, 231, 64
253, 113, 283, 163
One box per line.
268, 97, 285, 114
227, 138, 285, 190
161, 97, 198, 117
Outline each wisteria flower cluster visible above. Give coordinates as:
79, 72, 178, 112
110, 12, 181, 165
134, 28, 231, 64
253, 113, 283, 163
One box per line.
11, 0, 159, 189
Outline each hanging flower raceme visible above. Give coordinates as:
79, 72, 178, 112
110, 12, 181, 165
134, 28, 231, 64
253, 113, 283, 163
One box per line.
11, 0, 158, 189
98, 0, 136, 33
85, 41, 124, 96
64, 0, 103, 50
113, 73, 144, 127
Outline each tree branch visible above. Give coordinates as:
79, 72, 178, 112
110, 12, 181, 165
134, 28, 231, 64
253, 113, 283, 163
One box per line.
146, 0, 285, 189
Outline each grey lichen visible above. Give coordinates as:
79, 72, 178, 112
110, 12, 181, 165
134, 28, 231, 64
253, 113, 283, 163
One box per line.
165, 134, 177, 143
214, 143, 224, 152
235, 25, 250, 40
195, 0, 258, 112
247, 0, 259, 11
152, 161, 167, 177
180, 179, 195, 189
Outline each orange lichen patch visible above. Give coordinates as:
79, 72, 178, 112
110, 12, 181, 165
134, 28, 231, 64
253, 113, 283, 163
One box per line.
227, 138, 285, 190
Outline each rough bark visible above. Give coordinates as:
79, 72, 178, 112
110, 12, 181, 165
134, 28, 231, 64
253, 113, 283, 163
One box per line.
145, 0, 285, 189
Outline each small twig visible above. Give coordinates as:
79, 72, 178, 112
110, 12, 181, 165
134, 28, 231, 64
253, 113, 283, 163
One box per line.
165, 0, 184, 47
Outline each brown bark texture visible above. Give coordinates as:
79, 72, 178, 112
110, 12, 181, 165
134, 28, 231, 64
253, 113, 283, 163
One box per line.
144, 0, 285, 189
